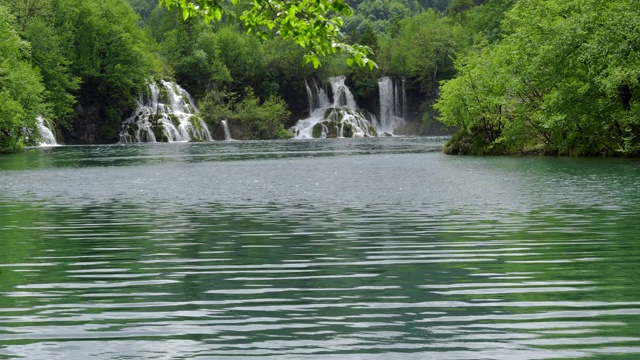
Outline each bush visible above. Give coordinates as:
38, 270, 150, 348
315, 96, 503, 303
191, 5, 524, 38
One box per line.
200, 87, 292, 140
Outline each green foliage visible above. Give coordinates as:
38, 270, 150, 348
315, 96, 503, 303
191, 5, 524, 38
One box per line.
437, 0, 640, 156
448, 0, 488, 15
130, 0, 160, 20
457, 0, 516, 43
0, 0, 162, 144
200, 87, 292, 139
23, 19, 80, 129
343, 0, 417, 36
0, 5, 44, 152
55, 0, 159, 142
3, 0, 635, 155
435, 49, 510, 142
374, 9, 461, 129
160, 0, 375, 69
161, 21, 232, 98
383, 10, 457, 85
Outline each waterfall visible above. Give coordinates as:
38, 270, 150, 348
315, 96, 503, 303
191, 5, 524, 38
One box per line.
290, 76, 377, 139
221, 120, 232, 140
329, 76, 357, 109
402, 77, 408, 121
119, 80, 213, 143
37, 116, 58, 146
305, 78, 331, 114
376, 77, 406, 135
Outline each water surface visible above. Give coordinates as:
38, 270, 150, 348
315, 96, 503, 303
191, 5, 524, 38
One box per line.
1, 137, 639, 359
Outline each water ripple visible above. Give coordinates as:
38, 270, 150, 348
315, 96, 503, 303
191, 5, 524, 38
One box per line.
1, 138, 640, 359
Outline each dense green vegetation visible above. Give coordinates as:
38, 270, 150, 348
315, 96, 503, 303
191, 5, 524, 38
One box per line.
1, 0, 636, 156
0, 0, 158, 149
437, 0, 640, 156
0, 0, 461, 151
0, 6, 44, 152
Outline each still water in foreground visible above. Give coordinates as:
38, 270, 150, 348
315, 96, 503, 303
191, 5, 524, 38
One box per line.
1, 137, 639, 359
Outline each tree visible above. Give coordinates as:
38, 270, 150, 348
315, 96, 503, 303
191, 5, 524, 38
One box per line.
50, 0, 160, 143
437, 0, 640, 156
199, 86, 292, 139
0, 5, 45, 152
159, 0, 375, 69
23, 19, 80, 129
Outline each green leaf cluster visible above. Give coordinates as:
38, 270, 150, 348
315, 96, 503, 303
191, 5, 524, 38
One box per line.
160, 0, 374, 68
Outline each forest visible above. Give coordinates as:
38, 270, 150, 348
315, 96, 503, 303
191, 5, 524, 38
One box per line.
0, 0, 638, 156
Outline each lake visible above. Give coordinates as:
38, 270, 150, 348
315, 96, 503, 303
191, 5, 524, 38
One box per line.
1, 137, 640, 359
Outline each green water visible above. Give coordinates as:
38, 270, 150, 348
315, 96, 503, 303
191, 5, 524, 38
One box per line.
1, 137, 639, 359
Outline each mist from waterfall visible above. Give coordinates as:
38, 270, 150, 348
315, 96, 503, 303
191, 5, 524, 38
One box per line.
119, 80, 212, 143
37, 116, 58, 146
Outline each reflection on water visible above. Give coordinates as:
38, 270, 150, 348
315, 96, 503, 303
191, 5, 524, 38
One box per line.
1, 138, 640, 359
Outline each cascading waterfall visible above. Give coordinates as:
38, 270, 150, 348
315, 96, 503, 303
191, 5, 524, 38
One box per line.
376, 77, 406, 135
329, 76, 357, 109
37, 116, 58, 146
290, 76, 378, 139
119, 80, 212, 143
305, 78, 331, 112
221, 120, 232, 140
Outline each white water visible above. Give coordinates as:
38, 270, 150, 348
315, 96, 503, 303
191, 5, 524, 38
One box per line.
329, 76, 357, 109
290, 76, 377, 139
221, 120, 232, 141
376, 77, 406, 135
119, 81, 212, 143
36, 116, 58, 146
305, 78, 331, 112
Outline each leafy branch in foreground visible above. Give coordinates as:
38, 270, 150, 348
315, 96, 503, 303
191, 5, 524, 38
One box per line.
159, 0, 375, 69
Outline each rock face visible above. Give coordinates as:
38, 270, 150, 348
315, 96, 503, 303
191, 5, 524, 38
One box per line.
119, 80, 212, 143
63, 100, 102, 145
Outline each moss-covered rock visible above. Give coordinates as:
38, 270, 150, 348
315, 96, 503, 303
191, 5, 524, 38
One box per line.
169, 114, 180, 128
368, 125, 378, 137
326, 123, 339, 138
158, 84, 168, 105
312, 123, 324, 138
342, 122, 353, 137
